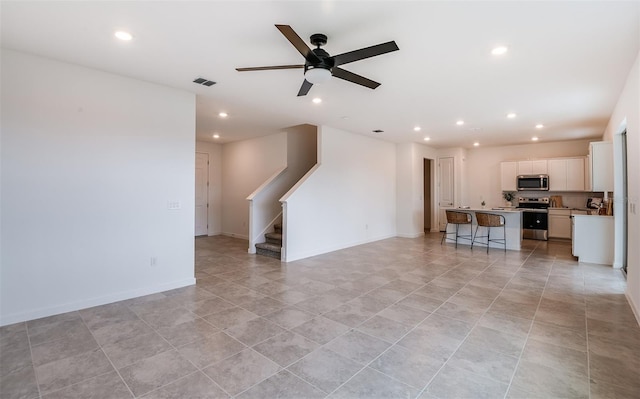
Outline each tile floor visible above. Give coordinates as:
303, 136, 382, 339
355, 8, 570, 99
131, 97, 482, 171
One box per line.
1, 233, 639, 399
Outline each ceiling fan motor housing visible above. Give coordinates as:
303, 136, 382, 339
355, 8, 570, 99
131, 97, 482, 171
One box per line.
305, 47, 334, 73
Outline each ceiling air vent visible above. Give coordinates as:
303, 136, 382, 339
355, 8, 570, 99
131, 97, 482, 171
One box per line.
193, 77, 216, 86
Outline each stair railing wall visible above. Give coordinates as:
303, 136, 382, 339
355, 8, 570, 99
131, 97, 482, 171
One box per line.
247, 166, 288, 254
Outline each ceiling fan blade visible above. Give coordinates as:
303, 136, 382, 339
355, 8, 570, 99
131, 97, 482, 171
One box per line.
297, 79, 313, 96
236, 64, 304, 72
331, 41, 399, 66
332, 67, 381, 89
275, 24, 321, 64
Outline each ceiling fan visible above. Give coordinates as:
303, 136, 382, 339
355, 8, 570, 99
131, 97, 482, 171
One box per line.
236, 24, 399, 96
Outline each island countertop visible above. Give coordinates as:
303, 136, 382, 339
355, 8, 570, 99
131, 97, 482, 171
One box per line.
443, 208, 522, 250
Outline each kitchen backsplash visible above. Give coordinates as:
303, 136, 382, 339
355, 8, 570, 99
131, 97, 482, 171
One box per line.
515, 191, 605, 209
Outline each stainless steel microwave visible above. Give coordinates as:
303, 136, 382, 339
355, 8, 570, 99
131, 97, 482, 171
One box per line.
517, 175, 549, 191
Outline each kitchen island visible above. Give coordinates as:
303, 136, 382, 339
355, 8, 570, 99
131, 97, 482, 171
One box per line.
443, 208, 522, 251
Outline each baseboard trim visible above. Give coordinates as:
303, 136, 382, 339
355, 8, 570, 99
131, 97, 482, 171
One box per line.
396, 232, 425, 238
221, 232, 249, 240
0, 278, 195, 326
625, 290, 640, 327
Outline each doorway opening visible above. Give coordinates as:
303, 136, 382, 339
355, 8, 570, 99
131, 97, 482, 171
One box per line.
423, 158, 434, 233
195, 152, 209, 236
615, 128, 629, 274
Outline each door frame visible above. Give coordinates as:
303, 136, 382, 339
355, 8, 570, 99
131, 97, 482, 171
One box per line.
195, 151, 209, 236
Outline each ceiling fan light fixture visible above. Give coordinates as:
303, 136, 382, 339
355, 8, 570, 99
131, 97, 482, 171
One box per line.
305, 67, 331, 84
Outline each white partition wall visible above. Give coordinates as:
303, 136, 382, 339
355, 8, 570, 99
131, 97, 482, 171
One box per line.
1, 50, 196, 325
281, 126, 396, 262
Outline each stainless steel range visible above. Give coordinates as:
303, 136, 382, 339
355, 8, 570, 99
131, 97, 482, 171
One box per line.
517, 197, 550, 240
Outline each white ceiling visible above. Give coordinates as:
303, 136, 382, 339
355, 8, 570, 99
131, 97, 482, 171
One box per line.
2, 1, 638, 148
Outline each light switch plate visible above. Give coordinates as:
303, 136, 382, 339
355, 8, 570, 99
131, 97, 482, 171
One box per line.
167, 201, 181, 210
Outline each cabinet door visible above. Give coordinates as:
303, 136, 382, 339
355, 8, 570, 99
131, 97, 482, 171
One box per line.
549, 212, 571, 238
517, 161, 532, 175
590, 142, 613, 192
531, 160, 548, 174
566, 158, 585, 191
547, 159, 567, 191
500, 162, 518, 191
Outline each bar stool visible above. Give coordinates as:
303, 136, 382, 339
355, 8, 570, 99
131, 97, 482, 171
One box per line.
472, 212, 506, 253
441, 210, 473, 248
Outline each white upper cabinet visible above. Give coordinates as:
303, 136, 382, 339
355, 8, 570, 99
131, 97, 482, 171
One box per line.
590, 141, 613, 192
500, 161, 518, 191
548, 158, 585, 191
566, 158, 585, 191
517, 160, 548, 175
548, 159, 567, 191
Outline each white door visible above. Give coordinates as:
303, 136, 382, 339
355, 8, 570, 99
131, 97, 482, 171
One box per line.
195, 152, 209, 236
438, 157, 455, 231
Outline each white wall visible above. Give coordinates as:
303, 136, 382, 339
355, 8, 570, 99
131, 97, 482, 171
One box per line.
396, 143, 440, 237
221, 133, 286, 238
465, 140, 592, 208
0, 50, 196, 325
195, 141, 222, 235
282, 126, 396, 262
603, 50, 640, 321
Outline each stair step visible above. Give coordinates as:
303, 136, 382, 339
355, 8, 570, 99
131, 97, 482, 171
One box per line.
274, 223, 282, 233
255, 242, 281, 260
265, 232, 282, 245
255, 242, 281, 253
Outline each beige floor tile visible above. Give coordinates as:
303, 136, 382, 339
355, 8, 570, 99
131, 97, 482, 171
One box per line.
141, 371, 228, 398
426, 364, 509, 399
328, 367, 417, 399
253, 331, 319, 367
203, 349, 281, 396
176, 332, 245, 369
287, 348, 363, 393
235, 370, 324, 399
119, 350, 196, 397
42, 371, 132, 399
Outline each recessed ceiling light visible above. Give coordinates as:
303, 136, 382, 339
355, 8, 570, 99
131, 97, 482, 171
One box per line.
114, 30, 133, 41
414, 126, 421, 132
473, 142, 480, 147
213, 134, 220, 139
535, 124, 544, 129
491, 46, 508, 55
312, 98, 322, 104
456, 120, 465, 126
423, 137, 431, 141
219, 112, 228, 118
507, 113, 517, 119
531, 136, 539, 141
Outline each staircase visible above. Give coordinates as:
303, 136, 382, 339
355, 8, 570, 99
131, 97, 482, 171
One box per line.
255, 223, 282, 260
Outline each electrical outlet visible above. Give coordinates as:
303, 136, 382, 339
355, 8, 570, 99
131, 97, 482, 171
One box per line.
150, 257, 157, 267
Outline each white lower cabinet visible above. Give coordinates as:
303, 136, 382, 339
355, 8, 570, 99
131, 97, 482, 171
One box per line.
548, 209, 572, 239
572, 215, 614, 264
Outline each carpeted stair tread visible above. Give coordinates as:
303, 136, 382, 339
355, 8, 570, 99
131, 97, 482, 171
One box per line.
274, 223, 282, 233
265, 232, 282, 244
255, 242, 281, 252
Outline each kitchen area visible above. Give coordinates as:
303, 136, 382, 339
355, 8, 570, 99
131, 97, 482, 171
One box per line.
445, 140, 615, 265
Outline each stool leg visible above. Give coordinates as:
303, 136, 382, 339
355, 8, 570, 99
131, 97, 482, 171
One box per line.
486, 227, 490, 253
441, 223, 448, 245
455, 224, 459, 248
503, 225, 506, 252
